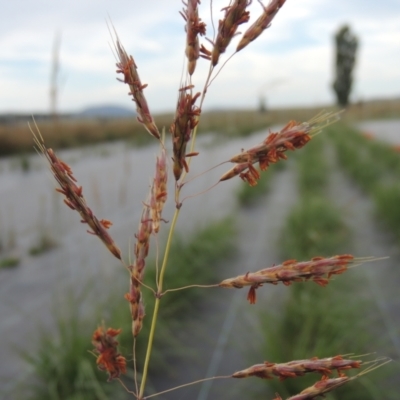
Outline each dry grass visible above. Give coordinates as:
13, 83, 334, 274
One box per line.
2, 98, 400, 157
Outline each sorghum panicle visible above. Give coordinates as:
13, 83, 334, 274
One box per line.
212, 0, 251, 66
220, 112, 341, 186
150, 146, 168, 233
115, 40, 160, 139
232, 355, 361, 380
219, 254, 374, 304
237, 0, 286, 52
125, 204, 152, 337
273, 375, 351, 400
170, 86, 201, 181
92, 326, 127, 381
181, 0, 207, 75
33, 132, 121, 260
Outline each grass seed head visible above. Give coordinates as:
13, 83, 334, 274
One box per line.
181, 0, 207, 75
232, 355, 361, 380
272, 357, 392, 399
219, 255, 383, 304
126, 203, 153, 337
282, 375, 350, 400
150, 146, 168, 233
32, 128, 121, 260
237, 0, 286, 52
171, 86, 201, 180
220, 112, 341, 186
115, 40, 160, 139
92, 325, 126, 381
212, 0, 251, 66
219, 162, 249, 182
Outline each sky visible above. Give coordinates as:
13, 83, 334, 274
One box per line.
1, 0, 400, 114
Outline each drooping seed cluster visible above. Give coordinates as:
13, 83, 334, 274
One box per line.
33, 129, 121, 260
212, 0, 250, 66
126, 146, 168, 337
150, 147, 168, 233
219, 254, 369, 304
232, 355, 361, 380
170, 86, 201, 181
220, 112, 341, 186
125, 204, 153, 337
181, 0, 207, 75
234, 355, 387, 400
92, 326, 126, 381
237, 0, 286, 52
115, 40, 160, 139
273, 375, 351, 400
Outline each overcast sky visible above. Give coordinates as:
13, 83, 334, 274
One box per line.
1, 0, 400, 114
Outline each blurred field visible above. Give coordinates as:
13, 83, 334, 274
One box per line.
1, 97, 400, 156
2, 117, 400, 398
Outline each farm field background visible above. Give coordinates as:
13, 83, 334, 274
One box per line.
1, 97, 400, 156
1, 104, 400, 399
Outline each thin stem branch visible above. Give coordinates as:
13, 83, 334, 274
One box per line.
138, 207, 181, 399
143, 375, 230, 399
116, 378, 138, 397
133, 338, 138, 396
180, 181, 220, 204
154, 234, 160, 291
162, 283, 219, 295
180, 160, 229, 187
131, 275, 157, 297
181, 63, 214, 181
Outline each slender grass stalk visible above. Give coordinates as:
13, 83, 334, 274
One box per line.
139, 206, 180, 398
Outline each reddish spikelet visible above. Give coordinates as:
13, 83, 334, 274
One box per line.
219, 112, 341, 185
272, 357, 391, 400
239, 164, 261, 186
220, 163, 261, 186
274, 375, 351, 400
181, 0, 207, 75
92, 326, 126, 381
237, 0, 286, 52
219, 254, 382, 303
115, 40, 160, 139
150, 146, 168, 233
32, 132, 121, 260
232, 355, 361, 380
126, 204, 153, 337
219, 162, 249, 182
212, 0, 251, 66
170, 86, 201, 180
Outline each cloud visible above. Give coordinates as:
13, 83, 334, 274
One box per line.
1, 0, 399, 113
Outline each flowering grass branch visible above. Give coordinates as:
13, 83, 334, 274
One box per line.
219, 255, 383, 304
31, 122, 122, 261
271, 358, 391, 400
91, 325, 127, 382
219, 112, 341, 186
232, 355, 362, 380
33, 1, 392, 399
114, 38, 160, 140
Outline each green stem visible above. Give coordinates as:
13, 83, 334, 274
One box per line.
139, 66, 214, 399
138, 206, 180, 399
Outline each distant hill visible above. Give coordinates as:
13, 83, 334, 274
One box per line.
0, 104, 135, 123
77, 104, 135, 118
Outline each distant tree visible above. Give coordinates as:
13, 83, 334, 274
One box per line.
258, 95, 267, 113
50, 31, 61, 122
333, 25, 358, 107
